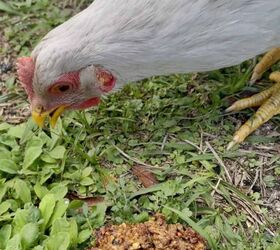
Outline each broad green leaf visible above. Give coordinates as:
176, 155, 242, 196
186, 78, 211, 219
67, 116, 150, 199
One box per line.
0, 135, 17, 148
5, 75, 15, 89
0, 147, 11, 159
181, 207, 193, 217
47, 200, 68, 228
5, 75, 16, 87
49, 184, 68, 200
28, 206, 41, 224
13, 209, 29, 232
6, 199, 19, 213
0, 184, 7, 203
161, 178, 186, 196
14, 179, 31, 203
91, 203, 107, 228
68, 200, 83, 210
50, 217, 78, 245
5, 234, 21, 250
0, 214, 13, 223
38, 165, 55, 184
39, 194, 56, 231
0, 123, 12, 131
45, 232, 70, 250
7, 124, 26, 139
82, 167, 92, 177
69, 219, 78, 245
33, 246, 43, 250
50, 218, 69, 236
48, 146, 66, 159
25, 136, 44, 148
23, 146, 42, 168
0, 224, 11, 249
38, 131, 52, 147
41, 154, 57, 163
34, 183, 49, 200
78, 229, 91, 244
80, 177, 94, 186
19, 119, 36, 145
0, 201, 10, 215
0, 178, 6, 184
0, 159, 19, 174
20, 223, 39, 249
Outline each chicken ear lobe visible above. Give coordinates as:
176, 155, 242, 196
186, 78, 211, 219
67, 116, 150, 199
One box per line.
16, 57, 35, 100
95, 66, 116, 92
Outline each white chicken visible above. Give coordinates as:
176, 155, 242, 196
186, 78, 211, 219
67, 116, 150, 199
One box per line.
16, 0, 280, 147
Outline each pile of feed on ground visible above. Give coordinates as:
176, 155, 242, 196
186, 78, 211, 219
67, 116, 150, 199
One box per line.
90, 214, 205, 250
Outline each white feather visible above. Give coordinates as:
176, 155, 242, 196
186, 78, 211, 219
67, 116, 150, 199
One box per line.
32, 0, 280, 88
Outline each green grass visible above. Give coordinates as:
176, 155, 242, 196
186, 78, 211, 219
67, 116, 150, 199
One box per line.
0, 1, 280, 249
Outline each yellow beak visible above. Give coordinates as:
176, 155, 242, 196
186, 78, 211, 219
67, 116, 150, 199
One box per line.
32, 105, 67, 128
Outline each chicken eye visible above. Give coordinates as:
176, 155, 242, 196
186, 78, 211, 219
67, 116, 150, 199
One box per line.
58, 85, 70, 92
49, 84, 71, 94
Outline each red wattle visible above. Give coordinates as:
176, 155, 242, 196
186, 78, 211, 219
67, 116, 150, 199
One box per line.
74, 97, 100, 109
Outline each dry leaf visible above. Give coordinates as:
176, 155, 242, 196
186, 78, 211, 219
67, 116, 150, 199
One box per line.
132, 165, 158, 188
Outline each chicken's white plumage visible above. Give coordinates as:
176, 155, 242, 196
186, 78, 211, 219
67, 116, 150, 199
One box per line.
32, 0, 280, 88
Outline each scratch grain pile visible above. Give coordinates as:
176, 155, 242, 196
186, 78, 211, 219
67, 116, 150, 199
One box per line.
90, 214, 206, 250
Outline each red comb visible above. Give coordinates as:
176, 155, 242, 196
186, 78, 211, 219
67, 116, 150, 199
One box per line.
16, 57, 35, 100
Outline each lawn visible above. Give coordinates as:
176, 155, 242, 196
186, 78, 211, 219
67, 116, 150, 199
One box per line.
0, 1, 279, 249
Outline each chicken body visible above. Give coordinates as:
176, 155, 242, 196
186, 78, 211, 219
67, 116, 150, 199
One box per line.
17, 0, 280, 145
33, 0, 280, 85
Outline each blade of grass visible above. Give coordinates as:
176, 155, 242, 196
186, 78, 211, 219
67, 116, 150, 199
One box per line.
0, 1, 21, 15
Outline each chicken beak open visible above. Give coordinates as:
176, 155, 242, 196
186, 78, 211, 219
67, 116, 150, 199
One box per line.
49, 106, 67, 128
32, 105, 67, 128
